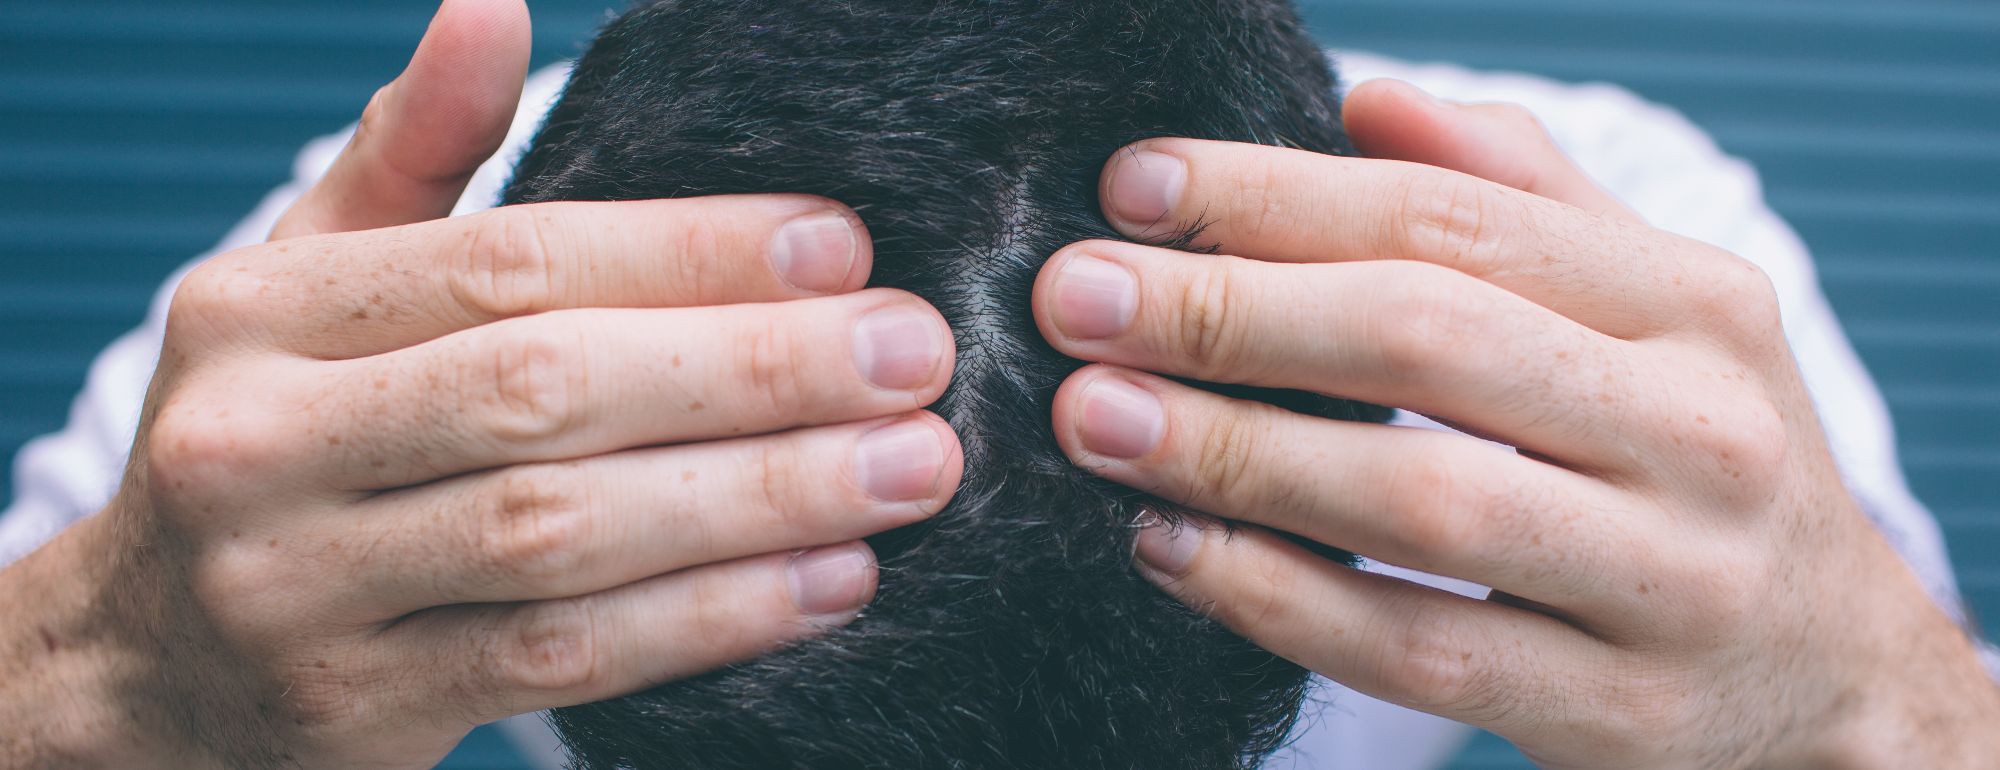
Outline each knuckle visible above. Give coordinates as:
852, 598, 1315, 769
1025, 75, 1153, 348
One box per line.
477, 327, 585, 445
1376, 451, 1479, 561
1678, 549, 1767, 631
1211, 548, 1301, 634
352, 86, 394, 148
681, 570, 764, 654
1684, 398, 1791, 500
1395, 172, 1513, 269
1172, 263, 1253, 377
1369, 271, 1482, 380
736, 317, 812, 416
453, 207, 565, 318
491, 602, 603, 695
474, 466, 591, 586
1689, 249, 1783, 340
1484, 102, 1549, 140
167, 257, 274, 335
1188, 407, 1267, 507
749, 440, 815, 528
1234, 159, 1294, 246
1376, 596, 1494, 714
143, 392, 284, 506
667, 212, 729, 300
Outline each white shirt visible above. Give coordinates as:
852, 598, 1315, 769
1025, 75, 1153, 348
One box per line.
2, 53, 1991, 769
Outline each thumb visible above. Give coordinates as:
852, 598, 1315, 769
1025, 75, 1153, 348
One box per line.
1343, 78, 1643, 222
271, 0, 532, 240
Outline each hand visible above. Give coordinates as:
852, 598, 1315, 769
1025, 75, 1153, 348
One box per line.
1035, 80, 2000, 768
0, 1, 961, 767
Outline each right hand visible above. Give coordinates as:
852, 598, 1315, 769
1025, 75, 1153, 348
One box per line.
0, 1, 962, 767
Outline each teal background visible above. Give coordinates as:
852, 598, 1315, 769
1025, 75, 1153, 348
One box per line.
2, 1, 1993, 767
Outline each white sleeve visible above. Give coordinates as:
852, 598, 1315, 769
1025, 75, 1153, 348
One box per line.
1275, 52, 1990, 769
0, 65, 572, 569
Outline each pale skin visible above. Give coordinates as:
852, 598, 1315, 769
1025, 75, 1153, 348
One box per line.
0, 1, 1993, 768
1040, 85, 2000, 767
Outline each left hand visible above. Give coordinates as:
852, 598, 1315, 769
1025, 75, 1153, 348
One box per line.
1033, 79, 2000, 768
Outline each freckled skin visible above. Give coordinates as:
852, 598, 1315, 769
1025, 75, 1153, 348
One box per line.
503, 0, 1385, 767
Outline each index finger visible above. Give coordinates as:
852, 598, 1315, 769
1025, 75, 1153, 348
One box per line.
211, 194, 871, 360
1097, 139, 1732, 339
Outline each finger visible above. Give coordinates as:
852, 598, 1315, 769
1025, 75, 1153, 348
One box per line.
1035, 241, 1671, 468
1052, 366, 1661, 616
220, 196, 870, 360
1343, 79, 1643, 221
310, 289, 952, 489
344, 414, 960, 615
1128, 518, 1616, 747
1097, 137, 1734, 338
271, 0, 532, 240
388, 542, 878, 726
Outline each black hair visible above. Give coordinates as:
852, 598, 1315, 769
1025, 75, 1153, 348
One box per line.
503, 2, 1388, 767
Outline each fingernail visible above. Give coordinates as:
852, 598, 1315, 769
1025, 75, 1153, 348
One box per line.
770, 211, 859, 293
1135, 515, 1202, 574
1052, 256, 1138, 340
1106, 150, 1187, 230
1078, 376, 1165, 459
787, 544, 877, 616
853, 305, 945, 390
855, 420, 946, 502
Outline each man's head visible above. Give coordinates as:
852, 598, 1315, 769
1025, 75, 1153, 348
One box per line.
504, 1, 1384, 766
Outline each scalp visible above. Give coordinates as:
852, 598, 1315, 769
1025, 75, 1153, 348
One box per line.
504, 1, 1387, 767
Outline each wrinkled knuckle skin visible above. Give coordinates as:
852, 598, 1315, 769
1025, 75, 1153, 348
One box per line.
668, 212, 730, 301
478, 328, 585, 446
739, 317, 812, 417
1189, 408, 1266, 508
492, 602, 603, 696
1397, 174, 1510, 270
752, 441, 816, 530
454, 207, 565, 319
1173, 264, 1251, 379
1235, 159, 1293, 247
475, 466, 592, 589
1377, 595, 1492, 716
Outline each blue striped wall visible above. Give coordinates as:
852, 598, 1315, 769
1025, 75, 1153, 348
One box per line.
2, 2, 1993, 768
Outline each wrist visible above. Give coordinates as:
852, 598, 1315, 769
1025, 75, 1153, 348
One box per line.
0, 510, 167, 766
1788, 559, 2000, 769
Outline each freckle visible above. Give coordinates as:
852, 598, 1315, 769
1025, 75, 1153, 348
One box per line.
1696, 415, 1710, 425
682, 470, 697, 482
326, 435, 342, 446
324, 277, 336, 286
1638, 583, 1650, 594
230, 529, 242, 539
267, 538, 279, 548
672, 355, 683, 368
371, 459, 387, 469
314, 660, 329, 669
350, 309, 369, 321
688, 402, 706, 412
374, 379, 389, 391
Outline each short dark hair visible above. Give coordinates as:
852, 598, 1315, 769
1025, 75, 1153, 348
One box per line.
503, 1, 1385, 767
